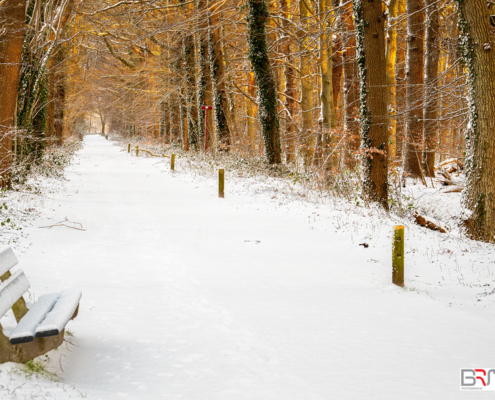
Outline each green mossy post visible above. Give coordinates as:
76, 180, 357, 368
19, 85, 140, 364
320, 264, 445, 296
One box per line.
219, 168, 225, 198
128, 143, 131, 153
136, 146, 139, 157
171, 153, 175, 170
392, 225, 404, 287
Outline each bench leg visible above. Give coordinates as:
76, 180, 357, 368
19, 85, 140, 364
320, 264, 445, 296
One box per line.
0, 324, 65, 364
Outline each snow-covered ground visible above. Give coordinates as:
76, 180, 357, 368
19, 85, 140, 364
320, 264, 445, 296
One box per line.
1, 135, 495, 399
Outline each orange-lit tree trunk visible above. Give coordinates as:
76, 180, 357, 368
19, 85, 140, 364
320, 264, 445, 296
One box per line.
403, 0, 425, 178
342, 0, 359, 168
279, 0, 296, 163
0, 0, 27, 186
354, 0, 389, 208
423, 0, 439, 177
208, 6, 231, 150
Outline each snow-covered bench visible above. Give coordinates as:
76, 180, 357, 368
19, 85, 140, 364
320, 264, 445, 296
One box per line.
0, 246, 81, 364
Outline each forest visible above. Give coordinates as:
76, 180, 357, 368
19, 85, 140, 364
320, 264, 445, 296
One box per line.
1, 0, 495, 242
2, 0, 495, 397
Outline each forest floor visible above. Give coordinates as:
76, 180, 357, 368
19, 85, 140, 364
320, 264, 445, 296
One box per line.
0, 134, 494, 399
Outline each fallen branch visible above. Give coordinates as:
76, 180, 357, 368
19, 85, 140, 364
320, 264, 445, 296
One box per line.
137, 148, 170, 158
39, 218, 86, 231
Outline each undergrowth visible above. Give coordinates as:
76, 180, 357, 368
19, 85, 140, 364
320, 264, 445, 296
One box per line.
10, 137, 82, 190
15, 357, 59, 381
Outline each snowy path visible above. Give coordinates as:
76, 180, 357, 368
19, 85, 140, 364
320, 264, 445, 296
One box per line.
3, 135, 495, 399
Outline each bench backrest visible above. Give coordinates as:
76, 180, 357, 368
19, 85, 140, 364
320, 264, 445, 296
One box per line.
0, 246, 30, 319
0, 246, 18, 278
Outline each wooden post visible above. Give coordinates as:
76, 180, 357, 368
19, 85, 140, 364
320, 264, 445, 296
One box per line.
136, 146, 139, 156
128, 143, 131, 153
218, 169, 225, 198
171, 153, 175, 170
392, 225, 405, 287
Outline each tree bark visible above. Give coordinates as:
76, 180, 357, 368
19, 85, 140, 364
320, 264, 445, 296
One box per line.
456, 0, 495, 242
246, 72, 258, 151
208, 6, 231, 150
279, 0, 296, 163
342, 0, 359, 168
197, 0, 214, 151
422, 0, 439, 177
182, 35, 199, 150
297, 0, 315, 166
403, 0, 425, 178
0, 0, 27, 186
354, 0, 389, 208
385, 0, 398, 160
331, 0, 343, 107
247, 0, 282, 164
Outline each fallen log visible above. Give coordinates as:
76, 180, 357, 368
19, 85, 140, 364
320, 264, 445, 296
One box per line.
413, 212, 448, 233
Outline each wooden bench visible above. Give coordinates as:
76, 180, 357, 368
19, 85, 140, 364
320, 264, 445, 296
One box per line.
0, 246, 81, 363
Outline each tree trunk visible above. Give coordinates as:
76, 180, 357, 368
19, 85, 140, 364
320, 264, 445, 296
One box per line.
403, 0, 425, 178
0, 0, 27, 187
183, 35, 199, 150
279, 0, 296, 163
395, 0, 406, 160
170, 93, 181, 144
354, 0, 389, 208
456, 0, 495, 242
247, 0, 282, 164
319, 0, 337, 169
180, 88, 189, 151
246, 72, 258, 151
197, 0, 214, 151
342, 0, 359, 169
331, 0, 343, 107
423, 0, 439, 177
208, 6, 231, 150
298, 0, 315, 166
385, 0, 398, 160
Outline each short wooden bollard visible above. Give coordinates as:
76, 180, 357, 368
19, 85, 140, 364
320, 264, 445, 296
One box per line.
136, 146, 139, 156
128, 143, 131, 153
171, 154, 175, 170
392, 225, 405, 287
218, 169, 225, 198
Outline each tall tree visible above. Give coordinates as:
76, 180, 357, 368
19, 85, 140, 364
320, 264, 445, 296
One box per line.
455, 0, 495, 242
342, 0, 359, 168
0, 0, 27, 187
197, 0, 214, 150
403, 0, 425, 178
423, 0, 440, 177
297, 0, 315, 166
247, 0, 282, 164
208, 6, 231, 150
279, 0, 296, 163
354, 0, 389, 208
385, 0, 399, 160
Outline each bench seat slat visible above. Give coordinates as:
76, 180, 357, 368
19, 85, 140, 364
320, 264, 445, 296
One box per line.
0, 270, 30, 319
9, 293, 60, 344
0, 246, 19, 278
35, 289, 82, 338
